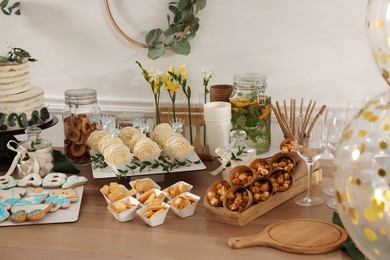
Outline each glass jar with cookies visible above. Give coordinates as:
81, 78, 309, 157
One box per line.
63, 88, 102, 166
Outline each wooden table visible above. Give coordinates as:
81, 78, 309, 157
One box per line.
0, 159, 350, 260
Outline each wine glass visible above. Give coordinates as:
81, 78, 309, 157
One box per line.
325, 111, 347, 209
294, 113, 326, 206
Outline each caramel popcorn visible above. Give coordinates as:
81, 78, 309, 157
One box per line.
250, 160, 270, 177
206, 181, 231, 207
250, 180, 272, 202
225, 188, 251, 212
269, 171, 292, 193
231, 170, 253, 186
271, 157, 295, 174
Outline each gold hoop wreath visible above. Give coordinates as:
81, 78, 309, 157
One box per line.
104, 0, 207, 60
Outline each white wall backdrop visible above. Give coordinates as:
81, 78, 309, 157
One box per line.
1, 0, 388, 146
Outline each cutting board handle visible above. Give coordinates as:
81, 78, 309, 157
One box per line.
228, 231, 273, 249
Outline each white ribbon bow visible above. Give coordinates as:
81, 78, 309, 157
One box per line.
4, 140, 52, 177
209, 147, 231, 176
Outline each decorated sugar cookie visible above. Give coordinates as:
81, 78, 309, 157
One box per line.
0, 187, 27, 200
27, 187, 49, 198
44, 195, 71, 212
0, 176, 18, 190
42, 173, 67, 188
0, 201, 10, 223
62, 175, 88, 189
17, 173, 43, 188
53, 188, 78, 203
10, 204, 53, 222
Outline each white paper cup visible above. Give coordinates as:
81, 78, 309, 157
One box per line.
168, 192, 200, 218
205, 120, 231, 156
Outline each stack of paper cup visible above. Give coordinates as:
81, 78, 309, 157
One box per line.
203, 102, 232, 156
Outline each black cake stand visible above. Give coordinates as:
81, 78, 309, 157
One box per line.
0, 115, 58, 171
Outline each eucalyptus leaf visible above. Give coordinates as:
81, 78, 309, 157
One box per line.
178, 10, 189, 23
14, 9, 20, 15
145, 28, 163, 46
169, 5, 180, 15
148, 42, 165, 60
163, 27, 176, 45
191, 22, 199, 33
0, 0, 9, 8
0, 112, 5, 125
178, 0, 190, 10
184, 32, 195, 42
9, 2, 19, 8
1, 8, 9, 15
196, 0, 207, 10
171, 40, 190, 55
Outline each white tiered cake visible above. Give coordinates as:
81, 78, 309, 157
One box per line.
0, 48, 49, 130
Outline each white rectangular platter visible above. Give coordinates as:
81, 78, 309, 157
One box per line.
92, 151, 206, 179
0, 186, 84, 227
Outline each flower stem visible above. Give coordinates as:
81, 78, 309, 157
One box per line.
187, 97, 193, 145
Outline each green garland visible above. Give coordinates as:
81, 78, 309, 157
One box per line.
91, 153, 201, 179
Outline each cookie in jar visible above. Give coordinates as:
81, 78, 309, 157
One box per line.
63, 89, 101, 166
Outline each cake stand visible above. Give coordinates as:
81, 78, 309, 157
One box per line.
0, 115, 59, 171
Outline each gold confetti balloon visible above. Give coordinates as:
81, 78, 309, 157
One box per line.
334, 91, 390, 259
367, 0, 390, 85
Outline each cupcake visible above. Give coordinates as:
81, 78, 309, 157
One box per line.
128, 132, 147, 152
98, 135, 124, 154
103, 143, 134, 166
86, 130, 109, 150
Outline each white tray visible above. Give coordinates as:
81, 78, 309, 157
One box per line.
0, 186, 84, 227
92, 151, 206, 179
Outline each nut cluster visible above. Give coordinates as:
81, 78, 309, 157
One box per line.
271, 157, 295, 174
269, 171, 292, 193
225, 188, 250, 212
207, 181, 231, 207
250, 180, 272, 202
231, 170, 253, 186
250, 161, 270, 177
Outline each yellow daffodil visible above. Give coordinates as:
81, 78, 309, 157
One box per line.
178, 64, 186, 79
167, 82, 180, 93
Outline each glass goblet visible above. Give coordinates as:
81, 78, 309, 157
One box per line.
294, 113, 326, 206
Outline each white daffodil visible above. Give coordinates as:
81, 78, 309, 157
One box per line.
201, 67, 215, 81
147, 68, 162, 83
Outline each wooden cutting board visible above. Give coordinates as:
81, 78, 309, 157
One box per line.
228, 219, 348, 254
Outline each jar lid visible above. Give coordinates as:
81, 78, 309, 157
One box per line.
233, 73, 267, 86
65, 88, 97, 105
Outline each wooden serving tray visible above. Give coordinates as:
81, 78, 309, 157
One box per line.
204, 160, 322, 226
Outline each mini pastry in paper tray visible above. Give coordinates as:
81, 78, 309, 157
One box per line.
133, 137, 161, 162
163, 181, 193, 200
86, 130, 109, 150
136, 198, 170, 227
163, 135, 194, 160
101, 182, 137, 204
119, 126, 140, 147
108, 196, 140, 222
130, 178, 161, 194
103, 143, 134, 172
168, 192, 200, 218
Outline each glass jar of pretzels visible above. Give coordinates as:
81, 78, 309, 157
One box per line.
63, 88, 102, 166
